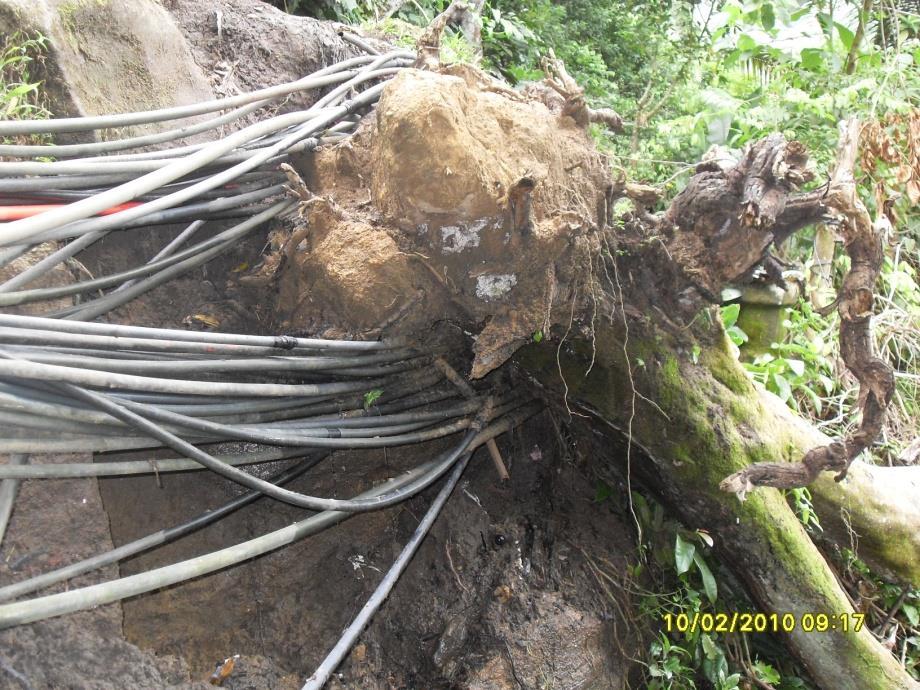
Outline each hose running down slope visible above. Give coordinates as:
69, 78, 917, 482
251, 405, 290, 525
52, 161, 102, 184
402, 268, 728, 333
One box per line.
0, 318, 539, 682
0, 50, 413, 319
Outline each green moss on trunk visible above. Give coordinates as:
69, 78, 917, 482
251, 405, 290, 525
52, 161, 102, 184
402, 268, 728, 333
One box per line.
517, 320, 918, 689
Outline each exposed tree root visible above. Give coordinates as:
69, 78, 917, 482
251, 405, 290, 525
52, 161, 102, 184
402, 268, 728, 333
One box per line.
720, 120, 895, 496
540, 52, 623, 132
414, 0, 481, 70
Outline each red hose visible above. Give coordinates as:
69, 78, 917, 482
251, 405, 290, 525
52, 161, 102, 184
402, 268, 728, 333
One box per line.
0, 201, 141, 221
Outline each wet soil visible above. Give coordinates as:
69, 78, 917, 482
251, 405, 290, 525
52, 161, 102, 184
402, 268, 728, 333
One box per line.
2, 410, 640, 689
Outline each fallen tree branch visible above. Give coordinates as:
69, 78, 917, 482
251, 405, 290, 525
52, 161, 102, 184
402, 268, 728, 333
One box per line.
414, 0, 480, 70
663, 134, 824, 301
541, 52, 623, 132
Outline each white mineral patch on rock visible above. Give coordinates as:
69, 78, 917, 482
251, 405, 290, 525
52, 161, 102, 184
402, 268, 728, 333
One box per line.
440, 218, 490, 254
476, 274, 517, 301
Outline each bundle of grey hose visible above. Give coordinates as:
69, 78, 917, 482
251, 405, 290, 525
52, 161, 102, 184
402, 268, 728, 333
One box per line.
0, 50, 413, 319
0, 314, 520, 462
0, 314, 540, 631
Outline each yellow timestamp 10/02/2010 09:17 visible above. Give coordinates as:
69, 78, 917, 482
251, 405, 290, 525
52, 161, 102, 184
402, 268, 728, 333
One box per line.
662, 611, 866, 634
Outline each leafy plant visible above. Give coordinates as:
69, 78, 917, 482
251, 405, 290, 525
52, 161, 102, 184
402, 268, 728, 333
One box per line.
629, 491, 812, 689
675, 533, 717, 604
786, 486, 822, 531
720, 303, 749, 348
0, 32, 50, 128
842, 551, 920, 680
363, 388, 383, 409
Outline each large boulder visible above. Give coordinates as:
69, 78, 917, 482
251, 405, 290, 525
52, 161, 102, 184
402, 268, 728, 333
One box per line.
0, 0, 214, 139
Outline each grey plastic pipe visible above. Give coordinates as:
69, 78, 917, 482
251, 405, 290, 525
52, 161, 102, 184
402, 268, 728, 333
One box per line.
0, 183, 285, 295
0, 406, 537, 629
0, 454, 27, 548
0, 356, 388, 397
0, 100, 268, 158
0, 313, 401, 351
0, 447, 305, 479
0, 107, 320, 244
302, 452, 470, 690
0, 201, 290, 305
0, 452, 326, 603
0, 54, 399, 136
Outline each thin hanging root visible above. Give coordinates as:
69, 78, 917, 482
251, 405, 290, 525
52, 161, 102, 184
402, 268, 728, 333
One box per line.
721, 119, 895, 498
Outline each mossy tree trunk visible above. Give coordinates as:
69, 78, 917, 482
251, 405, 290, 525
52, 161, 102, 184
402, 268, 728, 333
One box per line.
514, 121, 919, 689
518, 318, 918, 689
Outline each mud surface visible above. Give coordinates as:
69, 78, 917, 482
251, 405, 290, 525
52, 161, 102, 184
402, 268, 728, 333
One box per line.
0, 454, 208, 690
2, 412, 639, 689
105, 410, 640, 689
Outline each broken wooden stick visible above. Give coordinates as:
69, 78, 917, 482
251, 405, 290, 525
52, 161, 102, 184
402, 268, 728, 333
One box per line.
434, 357, 510, 481
414, 0, 479, 71
540, 51, 623, 132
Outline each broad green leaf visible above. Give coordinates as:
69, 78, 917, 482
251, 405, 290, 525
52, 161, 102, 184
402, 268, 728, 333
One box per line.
760, 3, 775, 30
721, 303, 740, 328
903, 603, 919, 627
726, 325, 749, 346
701, 633, 719, 659
836, 22, 855, 50
785, 358, 806, 376
772, 372, 793, 402
736, 34, 756, 52
753, 661, 781, 683
675, 533, 695, 576
802, 386, 823, 415
799, 48, 825, 70
694, 551, 718, 603
722, 672, 742, 689
630, 491, 650, 527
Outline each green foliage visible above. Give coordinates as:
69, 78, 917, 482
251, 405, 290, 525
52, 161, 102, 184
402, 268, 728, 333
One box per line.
0, 32, 50, 125
733, 262, 920, 462
842, 551, 920, 680
593, 479, 613, 503
742, 301, 839, 415
786, 486, 822, 531
720, 303, 749, 348
630, 491, 813, 689
363, 388, 383, 409
654, 0, 918, 158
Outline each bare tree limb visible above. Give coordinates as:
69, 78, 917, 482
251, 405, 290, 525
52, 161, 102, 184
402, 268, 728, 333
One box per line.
541, 52, 623, 132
